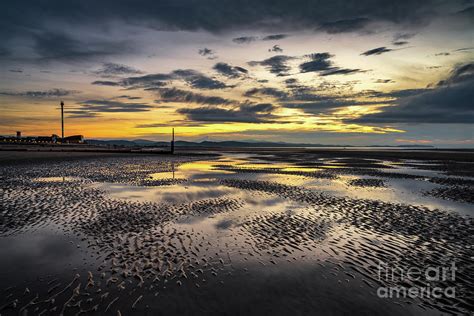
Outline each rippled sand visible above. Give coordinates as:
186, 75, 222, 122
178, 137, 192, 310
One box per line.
0, 150, 473, 315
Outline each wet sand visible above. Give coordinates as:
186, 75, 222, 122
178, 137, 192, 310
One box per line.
0, 149, 473, 315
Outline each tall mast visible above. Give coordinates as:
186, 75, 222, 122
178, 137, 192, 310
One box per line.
60, 101, 64, 143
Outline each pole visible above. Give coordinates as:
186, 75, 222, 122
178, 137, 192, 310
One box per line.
171, 128, 175, 154
61, 101, 64, 143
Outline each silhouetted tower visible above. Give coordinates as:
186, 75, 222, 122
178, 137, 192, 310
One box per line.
171, 128, 175, 154
60, 101, 64, 143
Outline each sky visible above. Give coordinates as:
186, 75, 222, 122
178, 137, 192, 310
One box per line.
0, 0, 473, 147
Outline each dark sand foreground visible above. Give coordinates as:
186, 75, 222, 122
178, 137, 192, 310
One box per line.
1, 149, 473, 315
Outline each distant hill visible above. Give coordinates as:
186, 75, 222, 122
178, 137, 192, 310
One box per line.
86, 139, 434, 148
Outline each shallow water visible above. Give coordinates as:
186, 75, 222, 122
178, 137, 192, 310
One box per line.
0, 152, 472, 315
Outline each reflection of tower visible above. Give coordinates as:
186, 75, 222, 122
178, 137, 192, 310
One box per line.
60, 101, 64, 143
172, 161, 175, 179
171, 128, 175, 154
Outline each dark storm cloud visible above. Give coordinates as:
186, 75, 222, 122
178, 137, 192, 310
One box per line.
1, 1, 461, 36
299, 52, 364, 76
0, 88, 79, 97
213, 62, 248, 78
318, 18, 371, 33
177, 102, 279, 123
269, 45, 283, 53
156, 87, 236, 105
31, 32, 129, 61
1, 0, 469, 62
91, 80, 121, 86
92, 62, 143, 77
118, 69, 229, 90
248, 55, 295, 76
349, 63, 474, 124
262, 34, 288, 41
232, 36, 258, 44
361, 47, 393, 56
198, 48, 217, 59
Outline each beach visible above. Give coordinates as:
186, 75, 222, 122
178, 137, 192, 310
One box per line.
0, 148, 473, 315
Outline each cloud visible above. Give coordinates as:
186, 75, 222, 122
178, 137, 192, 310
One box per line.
91, 80, 121, 86
92, 62, 143, 77
262, 34, 288, 41
9, 69, 23, 73
321, 68, 364, 76
268, 45, 283, 53
248, 55, 295, 76
119, 69, 229, 90
0, 88, 80, 97
282, 96, 387, 114
361, 47, 393, 56
349, 63, 474, 124
299, 52, 364, 76
375, 79, 395, 83
232, 36, 257, 44
177, 102, 280, 123
213, 62, 248, 78
233, 34, 288, 45
68, 99, 154, 117
318, 18, 370, 33
198, 48, 217, 59
66, 111, 102, 118
299, 53, 333, 72
391, 33, 414, 46
393, 32, 416, 41
0, 0, 466, 63
244, 87, 288, 99
454, 47, 474, 52
156, 87, 236, 105
31, 32, 129, 61
392, 41, 409, 46
456, 6, 474, 19
186, 73, 229, 89
116, 95, 142, 100
437, 62, 474, 86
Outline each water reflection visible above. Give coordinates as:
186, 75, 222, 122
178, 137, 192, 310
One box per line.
1, 152, 472, 315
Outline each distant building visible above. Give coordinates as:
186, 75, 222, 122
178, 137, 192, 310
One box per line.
36, 134, 58, 143
63, 135, 84, 144
0, 132, 85, 144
